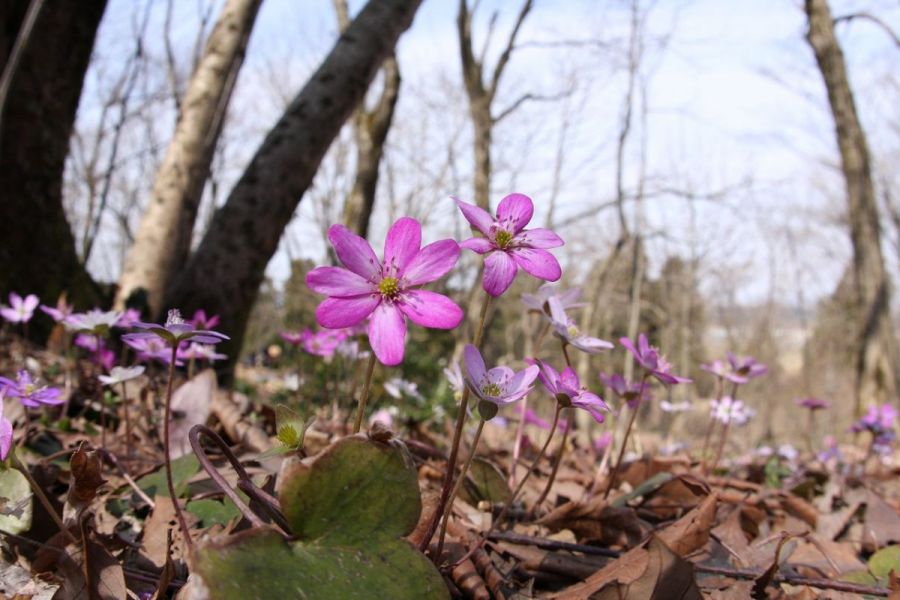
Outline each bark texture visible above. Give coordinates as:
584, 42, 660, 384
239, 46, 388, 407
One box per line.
334, 0, 402, 239
804, 0, 898, 411
0, 0, 106, 316
165, 0, 422, 372
115, 0, 262, 314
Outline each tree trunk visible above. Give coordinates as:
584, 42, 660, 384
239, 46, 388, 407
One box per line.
804, 0, 898, 412
0, 0, 106, 318
115, 0, 262, 315
165, 0, 422, 373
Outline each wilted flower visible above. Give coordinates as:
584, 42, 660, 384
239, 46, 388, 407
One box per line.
599, 372, 652, 409
548, 297, 613, 354
725, 352, 768, 384
1, 293, 39, 324
124, 309, 229, 348
463, 345, 539, 419
191, 309, 220, 330
40, 298, 74, 323
533, 360, 609, 423
796, 397, 829, 411
306, 218, 462, 366
660, 400, 691, 413
383, 377, 424, 401
65, 309, 122, 335
522, 284, 586, 316
98, 365, 146, 386
0, 392, 12, 461
710, 396, 753, 426
620, 334, 691, 385
454, 194, 563, 297
0, 370, 62, 407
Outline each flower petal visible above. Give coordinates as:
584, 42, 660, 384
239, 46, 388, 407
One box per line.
497, 193, 534, 233
315, 295, 379, 329
483, 251, 518, 297
398, 290, 463, 329
327, 224, 382, 281
463, 344, 487, 389
401, 240, 460, 285
453, 196, 494, 236
559, 367, 581, 394
516, 227, 564, 249
548, 297, 568, 327
306, 266, 376, 297
459, 237, 494, 255
368, 303, 406, 366
508, 365, 540, 397
383, 217, 421, 277
511, 248, 561, 282
0, 416, 11, 461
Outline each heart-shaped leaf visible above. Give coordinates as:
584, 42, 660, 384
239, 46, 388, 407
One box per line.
194, 435, 448, 599
0, 467, 32, 534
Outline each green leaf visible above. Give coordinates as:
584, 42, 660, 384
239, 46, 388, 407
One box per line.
136, 454, 199, 498
195, 436, 448, 600
612, 472, 674, 508
186, 498, 242, 528
460, 458, 511, 505
868, 545, 900, 579
0, 468, 33, 534
841, 569, 878, 585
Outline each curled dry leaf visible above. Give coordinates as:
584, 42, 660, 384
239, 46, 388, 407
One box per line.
66, 444, 106, 515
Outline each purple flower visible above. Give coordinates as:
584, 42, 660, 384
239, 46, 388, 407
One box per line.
306, 218, 462, 366
852, 403, 898, 434
817, 436, 842, 463
700, 360, 729, 379
1, 293, 39, 324
191, 309, 220, 330
123, 309, 229, 348
725, 352, 768, 384
0, 370, 62, 408
710, 396, 753, 426
548, 297, 613, 354
65, 309, 122, 334
522, 284, 586, 315
599, 372, 652, 409
0, 392, 12, 461
123, 336, 184, 366
796, 397, 829, 411
74, 334, 115, 370
594, 431, 614, 452
454, 194, 563, 297
179, 343, 227, 363
116, 308, 142, 328
280, 330, 304, 346
619, 334, 691, 385
301, 328, 344, 358
463, 345, 539, 419
40, 299, 74, 323
533, 360, 610, 423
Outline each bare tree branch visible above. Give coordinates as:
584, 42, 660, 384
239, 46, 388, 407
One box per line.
834, 12, 900, 48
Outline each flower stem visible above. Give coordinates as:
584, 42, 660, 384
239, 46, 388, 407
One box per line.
121, 381, 132, 465
434, 418, 485, 560
698, 378, 724, 473
164, 344, 193, 552
510, 395, 528, 489
11, 448, 75, 543
420, 293, 492, 553
603, 373, 648, 499
709, 384, 739, 474
532, 408, 571, 513
352, 351, 377, 434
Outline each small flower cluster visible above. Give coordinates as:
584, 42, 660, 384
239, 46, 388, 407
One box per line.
851, 404, 897, 454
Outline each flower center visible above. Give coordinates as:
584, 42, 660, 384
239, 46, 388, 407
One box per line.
481, 382, 503, 397
494, 229, 513, 249
566, 324, 579, 338
24, 384, 35, 395
378, 276, 400, 299
166, 309, 185, 327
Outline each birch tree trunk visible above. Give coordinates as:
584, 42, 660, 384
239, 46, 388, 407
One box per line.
804, 0, 898, 412
0, 0, 106, 319
115, 0, 262, 315
165, 0, 422, 372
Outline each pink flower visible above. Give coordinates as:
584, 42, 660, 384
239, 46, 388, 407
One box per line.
280, 330, 304, 346
191, 309, 220, 330
710, 396, 753, 425
124, 309, 229, 347
548, 297, 613, 354
725, 352, 767, 384
0, 370, 62, 407
599, 372, 652, 409
306, 218, 462, 366
179, 343, 227, 363
0, 392, 12, 461
532, 360, 610, 423
463, 345, 539, 416
524, 407, 551, 430
796, 397, 828, 411
301, 328, 344, 358
123, 336, 184, 366
593, 431, 613, 452
40, 299, 74, 323
700, 360, 729, 379
852, 403, 898, 434
116, 308, 142, 328
619, 334, 691, 385
454, 194, 563, 297
522, 284, 586, 315
1, 293, 39, 324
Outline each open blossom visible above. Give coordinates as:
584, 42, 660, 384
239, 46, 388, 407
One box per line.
710, 396, 753, 425
40, 298, 74, 323
700, 360, 729, 379
454, 194, 563, 297
1, 293, 39, 324
65, 309, 122, 334
98, 365, 146, 386
548, 297, 613, 354
306, 218, 462, 366
522, 284, 586, 316
796, 397, 829, 411
0, 370, 62, 407
1, 392, 12, 461
302, 328, 344, 358
599, 372, 653, 409
116, 308, 142, 328
179, 343, 227, 363
383, 377, 424, 401
463, 345, 539, 418
124, 309, 229, 348
620, 334, 691, 385
123, 336, 184, 366
191, 309, 220, 330
533, 360, 610, 423
725, 352, 767, 383
851, 403, 897, 434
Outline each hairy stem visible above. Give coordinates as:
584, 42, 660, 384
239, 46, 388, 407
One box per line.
352, 351, 377, 433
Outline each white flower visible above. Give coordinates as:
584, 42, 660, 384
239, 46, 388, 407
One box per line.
383, 378, 423, 401
660, 400, 691, 413
65, 309, 122, 334
98, 365, 146, 386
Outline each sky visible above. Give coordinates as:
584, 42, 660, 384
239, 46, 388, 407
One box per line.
75, 0, 900, 309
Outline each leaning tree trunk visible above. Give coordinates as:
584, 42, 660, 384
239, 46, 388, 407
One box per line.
0, 0, 106, 320
115, 0, 262, 315
805, 0, 899, 412
165, 0, 422, 373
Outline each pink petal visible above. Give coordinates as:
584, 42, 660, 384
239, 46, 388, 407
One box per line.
315, 295, 379, 329
0, 416, 11, 461
483, 251, 518, 297
22, 295, 39, 312
306, 267, 376, 297
401, 240, 460, 285
383, 217, 421, 277
511, 248, 561, 282
548, 297, 568, 327
327, 224, 381, 281
463, 344, 487, 385
453, 196, 494, 236
516, 227, 564, 249
368, 303, 406, 366
497, 193, 534, 233
0, 308, 18, 322
560, 367, 581, 392
459, 237, 494, 254
398, 290, 463, 329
